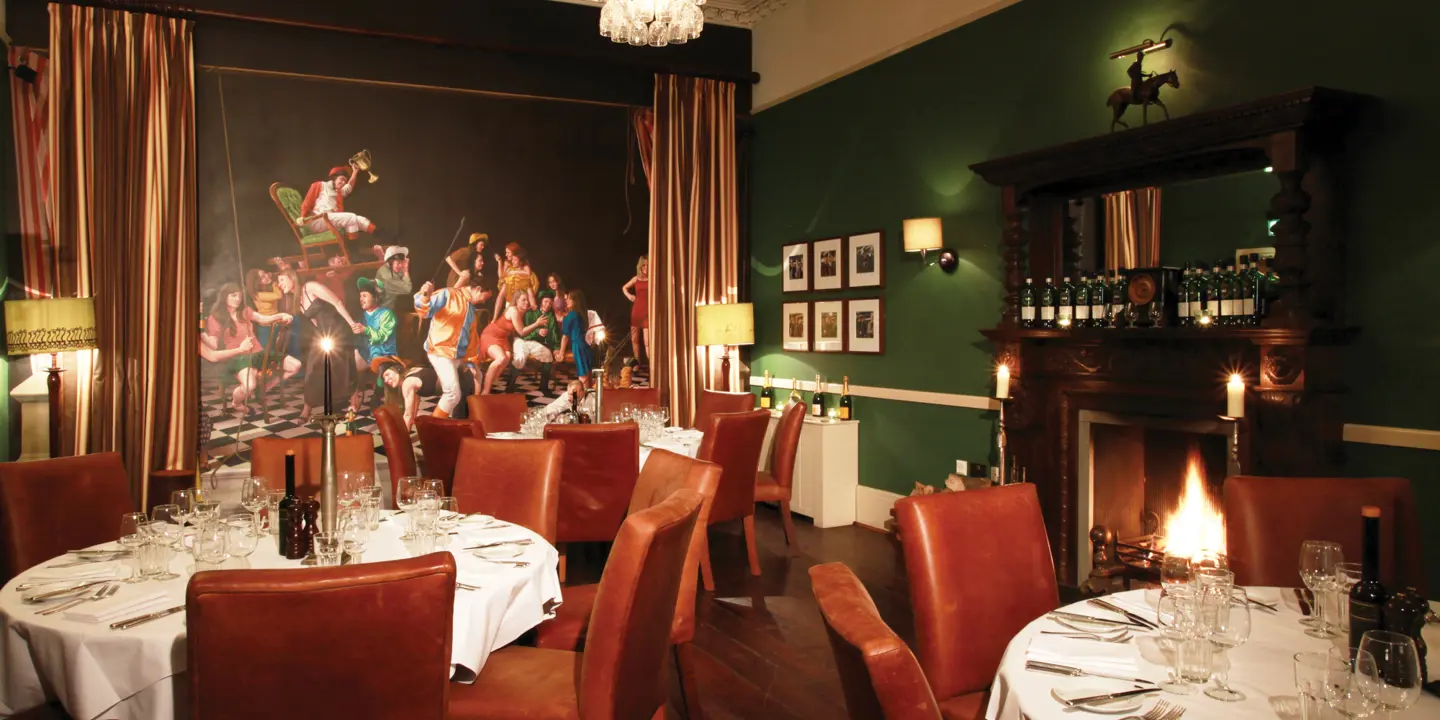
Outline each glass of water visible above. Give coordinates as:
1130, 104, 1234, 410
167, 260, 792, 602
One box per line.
313, 531, 342, 567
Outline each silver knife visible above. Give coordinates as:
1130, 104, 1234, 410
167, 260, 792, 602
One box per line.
1025, 660, 1155, 685
462, 539, 533, 551
1089, 598, 1159, 629
110, 605, 186, 630
24, 580, 109, 603
1048, 610, 1147, 629
1062, 687, 1161, 707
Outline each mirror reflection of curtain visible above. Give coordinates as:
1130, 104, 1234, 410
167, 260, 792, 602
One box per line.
1103, 187, 1162, 273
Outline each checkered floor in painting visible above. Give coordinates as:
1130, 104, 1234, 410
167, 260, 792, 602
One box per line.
202, 363, 651, 469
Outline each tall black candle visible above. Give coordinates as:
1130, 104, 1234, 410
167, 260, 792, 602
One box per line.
322, 337, 333, 415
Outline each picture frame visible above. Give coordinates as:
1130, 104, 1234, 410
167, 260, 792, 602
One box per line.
811, 237, 844, 292
812, 300, 846, 353
782, 301, 811, 352
846, 231, 885, 289
782, 242, 810, 293
847, 297, 884, 354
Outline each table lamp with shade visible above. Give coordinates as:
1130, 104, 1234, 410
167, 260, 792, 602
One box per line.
695, 302, 754, 392
903, 217, 957, 273
4, 297, 96, 459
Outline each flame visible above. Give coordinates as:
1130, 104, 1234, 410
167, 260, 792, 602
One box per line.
1160, 451, 1226, 560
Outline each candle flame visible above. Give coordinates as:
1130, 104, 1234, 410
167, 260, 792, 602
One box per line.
1228, 373, 1243, 387
320, 337, 334, 353
1161, 450, 1227, 561
997, 363, 1010, 379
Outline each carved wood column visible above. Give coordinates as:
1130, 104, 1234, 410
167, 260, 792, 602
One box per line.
1001, 186, 1026, 328
1267, 131, 1312, 327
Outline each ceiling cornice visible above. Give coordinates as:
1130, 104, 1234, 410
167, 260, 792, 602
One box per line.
548, 0, 786, 28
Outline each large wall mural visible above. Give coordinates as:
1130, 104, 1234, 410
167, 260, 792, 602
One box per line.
197, 71, 650, 469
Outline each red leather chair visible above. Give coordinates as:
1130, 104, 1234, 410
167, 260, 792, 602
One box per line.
0, 453, 135, 583
147, 468, 196, 517
448, 490, 703, 720
532, 449, 722, 717
374, 405, 418, 499
466, 394, 528, 434
696, 409, 771, 589
756, 401, 805, 551
1224, 476, 1426, 593
812, 562, 942, 720
188, 553, 455, 720
600, 387, 662, 416
451, 438, 563, 544
545, 422, 641, 580
250, 435, 376, 500
415, 415, 476, 496
693, 389, 755, 434
895, 484, 1058, 720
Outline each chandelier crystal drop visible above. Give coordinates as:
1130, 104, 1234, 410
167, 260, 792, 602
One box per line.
597, 0, 706, 47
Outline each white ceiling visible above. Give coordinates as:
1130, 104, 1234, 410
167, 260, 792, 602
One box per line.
547, 0, 791, 28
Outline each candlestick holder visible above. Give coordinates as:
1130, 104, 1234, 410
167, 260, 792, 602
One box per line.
1218, 414, 1242, 475
997, 398, 1010, 485
313, 413, 343, 535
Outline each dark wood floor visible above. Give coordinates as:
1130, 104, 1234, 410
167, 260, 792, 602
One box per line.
566, 506, 916, 720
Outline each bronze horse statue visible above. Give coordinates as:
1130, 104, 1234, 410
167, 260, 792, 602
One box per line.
1108, 70, 1180, 132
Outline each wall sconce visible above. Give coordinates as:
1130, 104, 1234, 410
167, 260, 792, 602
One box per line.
1109, 38, 1173, 60
903, 217, 956, 273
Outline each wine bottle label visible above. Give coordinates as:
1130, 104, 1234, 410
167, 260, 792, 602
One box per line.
1179, 300, 1190, 317
1221, 299, 1234, 316
1091, 304, 1105, 318
1205, 299, 1215, 314
760, 396, 772, 408
1076, 305, 1090, 320
1112, 302, 1124, 316
1021, 307, 1035, 321
811, 404, 822, 417
1058, 307, 1072, 321
838, 406, 850, 420
1242, 298, 1255, 315
1349, 598, 1384, 647
1041, 307, 1055, 320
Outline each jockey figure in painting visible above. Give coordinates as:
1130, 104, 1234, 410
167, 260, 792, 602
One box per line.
299, 162, 376, 239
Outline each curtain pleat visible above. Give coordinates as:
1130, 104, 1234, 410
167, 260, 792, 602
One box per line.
649, 76, 738, 427
49, 5, 198, 504
8, 47, 53, 300
632, 107, 654, 184
1102, 187, 1162, 273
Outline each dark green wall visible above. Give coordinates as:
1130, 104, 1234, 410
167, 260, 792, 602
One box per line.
749, 0, 1440, 587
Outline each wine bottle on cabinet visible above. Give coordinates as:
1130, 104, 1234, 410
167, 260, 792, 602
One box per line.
1204, 265, 1221, 321
1074, 275, 1091, 327
1110, 272, 1128, 325
838, 376, 853, 420
1057, 277, 1075, 327
1090, 273, 1109, 328
1348, 506, 1389, 653
279, 451, 304, 560
1221, 262, 1238, 325
1186, 267, 1203, 325
1040, 278, 1057, 329
810, 375, 826, 418
1019, 278, 1037, 328
788, 378, 803, 408
759, 371, 774, 410
1177, 267, 1192, 326
1250, 252, 1267, 321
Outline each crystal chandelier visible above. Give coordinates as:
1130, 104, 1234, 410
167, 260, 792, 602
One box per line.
597, 0, 706, 47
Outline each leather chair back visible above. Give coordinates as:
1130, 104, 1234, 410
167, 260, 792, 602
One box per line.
544, 422, 640, 543
693, 389, 756, 434
767, 401, 806, 489
581, 490, 703, 720
187, 553, 455, 720
697, 409, 770, 524
1225, 475, 1426, 593
631, 449, 721, 644
466, 394, 528, 433
373, 406, 418, 496
0, 453, 134, 582
895, 484, 1058, 701
452, 438, 563, 543
415, 416, 475, 495
600, 387, 662, 416
250, 435, 376, 500
811, 562, 942, 720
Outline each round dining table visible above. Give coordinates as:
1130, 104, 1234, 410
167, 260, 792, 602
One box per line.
986, 588, 1440, 720
0, 514, 562, 720
486, 426, 704, 466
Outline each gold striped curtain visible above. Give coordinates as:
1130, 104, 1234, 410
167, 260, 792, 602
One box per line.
649, 76, 739, 427
1103, 187, 1162, 273
49, 5, 198, 504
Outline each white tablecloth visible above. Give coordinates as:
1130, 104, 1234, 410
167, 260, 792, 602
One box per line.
0, 516, 561, 720
986, 588, 1440, 720
487, 427, 704, 468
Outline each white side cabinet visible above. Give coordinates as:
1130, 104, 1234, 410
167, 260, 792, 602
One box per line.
759, 414, 858, 529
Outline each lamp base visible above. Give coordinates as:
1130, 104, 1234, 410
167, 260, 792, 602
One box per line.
719, 352, 732, 392
12, 371, 52, 461
47, 358, 64, 459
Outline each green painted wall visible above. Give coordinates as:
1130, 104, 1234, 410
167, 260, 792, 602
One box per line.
749, 0, 1440, 586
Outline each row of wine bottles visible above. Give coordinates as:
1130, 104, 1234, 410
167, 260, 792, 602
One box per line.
758, 371, 854, 420
1018, 253, 1278, 329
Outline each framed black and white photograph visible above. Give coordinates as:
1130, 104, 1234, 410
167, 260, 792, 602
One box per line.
782, 242, 810, 293
847, 231, 885, 288
783, 301, 811, 352
812, 300, 846, 353
811, 237, 844, 291
847, 297, 884, 354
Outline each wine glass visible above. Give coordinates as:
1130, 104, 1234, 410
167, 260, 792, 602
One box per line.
1160, 555, 1192, 592
1300, 540, 1343, 637
437, 497, 461, 535
1156, 585, 1202, 695
340, 508, 370, 563
192, 521, 228, 570
422, 478, 445, 502
225, 515, 259, 564
118, 512, 149, 583
1358, 630, 1422, 719
1205, 588, 1252, 701
396, 476, 423, 539
1297, 651, 1344, 720
170, 488, 196, 526
145, 507, 184, 580
240, 476, 267, 530
1326, 647, 1382, 719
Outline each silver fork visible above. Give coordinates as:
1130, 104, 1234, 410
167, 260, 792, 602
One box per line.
1121, 700, 1185, 720
37, 582, 117, 616
1039, 630, 1132, 643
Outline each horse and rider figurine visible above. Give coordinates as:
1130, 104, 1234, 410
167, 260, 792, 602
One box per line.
1108, 48, 1180, 132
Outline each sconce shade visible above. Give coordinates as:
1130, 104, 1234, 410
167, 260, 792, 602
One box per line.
5, 298, 97, 356
903, 217, 944, 252
695, 302, 755, 347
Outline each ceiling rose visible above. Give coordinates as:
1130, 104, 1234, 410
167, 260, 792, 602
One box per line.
597, 0, 706, 47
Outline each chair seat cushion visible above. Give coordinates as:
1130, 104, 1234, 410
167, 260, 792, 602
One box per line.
533, 583, 599, 651
448, 646, 581, 720
938, 690, 989, 720
754, 471, 790, 502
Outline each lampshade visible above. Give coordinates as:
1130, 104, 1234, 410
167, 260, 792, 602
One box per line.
695, 302, 755, 347
903, 218, 944, 252
4, 297, 97, 356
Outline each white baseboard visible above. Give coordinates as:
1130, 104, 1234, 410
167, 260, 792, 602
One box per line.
855, 486, 904, 531
1342, 424, 1440, 452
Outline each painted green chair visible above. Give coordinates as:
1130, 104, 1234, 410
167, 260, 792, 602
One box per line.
269, 182, 349, 267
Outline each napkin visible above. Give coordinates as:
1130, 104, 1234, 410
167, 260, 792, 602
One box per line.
1025, 631, 1141, 675
64, 591, 170, 624
25, 564, 122, 582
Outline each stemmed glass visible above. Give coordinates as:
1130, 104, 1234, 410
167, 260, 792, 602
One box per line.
170, 488, 197, 526
1326, 647, 1382, 719
1204, 588, 1252, 701
437, 497, 461, 536
1296, 651, 1345, 720
340, 508, 370, 564
225, 515, 259, 567
240, 476, 267, 532
1300, 540, 1344, 637
1156, 585, 1203, 695
145, 506, 184, 580
118, 512, 149, 583
191, 521, 228, 570
1359, 630, 1423, 719
396, 476, 423, 539
1160, 555, 1191, 593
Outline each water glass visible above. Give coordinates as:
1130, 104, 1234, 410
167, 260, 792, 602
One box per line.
1296, 651, 1344, 720
1160, 554, 1192, 591
118, 512, 149, 583
135, 539, 169, 580
1300, 540, 1344, 637
313, 531, 342, 566
1326, 647, 1382, 719
192, 521, 228, 569
1358, 630, 1423, 718
225, 516, 259, 559
264, 489, 286, 537
396, 476, 423, 539
1205, 588, 1252, 701
1335, 561, 1363, 634
340, 509, 370, 563
1157, 585, 1204, 694
140, 519, 183, 580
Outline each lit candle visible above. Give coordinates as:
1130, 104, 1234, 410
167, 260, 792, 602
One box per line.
1226, 373, 1244, 418
996, 364, 1011, 399
321, 337, 334, 415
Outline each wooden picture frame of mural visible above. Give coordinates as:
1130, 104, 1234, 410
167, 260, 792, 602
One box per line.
846, 297, 884, 354
810, 237, 845, 292
782, 301, 811, 352
782, 242, 810, 293
846, 230, 885, 289
812, 299, 846, 353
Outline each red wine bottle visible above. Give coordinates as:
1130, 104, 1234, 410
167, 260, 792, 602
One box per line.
1348, 505, 1389, 652
279, 451, 305, 560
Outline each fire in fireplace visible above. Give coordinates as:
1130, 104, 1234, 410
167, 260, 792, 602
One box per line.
1158, 449, 1227, 561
